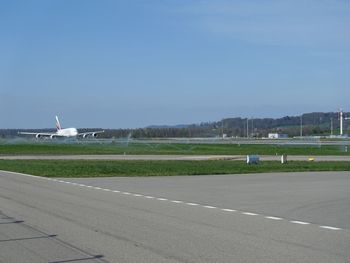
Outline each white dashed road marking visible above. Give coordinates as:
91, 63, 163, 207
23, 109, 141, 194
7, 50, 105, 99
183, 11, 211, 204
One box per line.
265, 216, 282, 220
186, 203, 199, 206
1, 170, 343, 232
242, 212, 258, 216
320, 226, 341, 230
203, 205, 217, 209
221, 209, 236, 212
290, 221, 310, 225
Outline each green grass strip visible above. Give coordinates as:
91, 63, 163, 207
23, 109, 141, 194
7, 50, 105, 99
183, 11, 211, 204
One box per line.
0, 142, 349, 155
1, 160, 350, 177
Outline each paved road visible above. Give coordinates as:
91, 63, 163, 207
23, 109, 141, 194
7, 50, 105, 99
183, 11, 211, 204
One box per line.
0, 171, 349, 262
1, 154, 350, 161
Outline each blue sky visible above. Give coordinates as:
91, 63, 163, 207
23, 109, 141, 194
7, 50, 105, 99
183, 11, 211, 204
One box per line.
1, 0, 350, 128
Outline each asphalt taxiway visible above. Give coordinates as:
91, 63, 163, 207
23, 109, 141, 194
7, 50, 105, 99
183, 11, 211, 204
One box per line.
0, 171, 349, 262
1, 154, 350, 161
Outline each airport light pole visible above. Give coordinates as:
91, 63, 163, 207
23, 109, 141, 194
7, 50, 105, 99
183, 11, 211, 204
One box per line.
338, 109, 350, 136
300, 114, 303, 137
331, 117, 333, 136
340, 109, 343, 136
246, 118, 249, 138
221, 119, 224, 139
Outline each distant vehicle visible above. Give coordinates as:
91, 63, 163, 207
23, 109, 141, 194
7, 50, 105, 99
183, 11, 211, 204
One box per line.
18, 116, 104, 139
268, 133, 288, 139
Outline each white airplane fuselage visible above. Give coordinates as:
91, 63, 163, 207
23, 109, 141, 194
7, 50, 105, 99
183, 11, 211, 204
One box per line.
56, 128, 78, 137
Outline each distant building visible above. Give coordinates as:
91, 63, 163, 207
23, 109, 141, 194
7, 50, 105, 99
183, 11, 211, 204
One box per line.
268, 133, 288, 139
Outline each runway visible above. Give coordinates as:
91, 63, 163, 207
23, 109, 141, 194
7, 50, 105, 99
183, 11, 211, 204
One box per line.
0, 171, 349, 262
2, 154, 350, 161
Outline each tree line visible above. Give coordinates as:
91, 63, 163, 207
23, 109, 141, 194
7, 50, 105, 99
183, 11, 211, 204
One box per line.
0, 112, 347, 138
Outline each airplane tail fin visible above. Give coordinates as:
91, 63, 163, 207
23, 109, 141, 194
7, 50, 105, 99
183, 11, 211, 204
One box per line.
55, 116, 62, 131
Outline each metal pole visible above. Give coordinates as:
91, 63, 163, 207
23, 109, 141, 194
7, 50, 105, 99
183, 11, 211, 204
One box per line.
246, 118, 249, 138
331, 117, 333, 136
300, 115, 303, 137
221, 119, 224, 139
340, 110, 343, 136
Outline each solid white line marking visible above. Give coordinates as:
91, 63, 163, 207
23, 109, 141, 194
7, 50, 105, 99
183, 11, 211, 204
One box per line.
122, 192, 131, 195
157, 198, 168, 201
102, 189, 111, 192
186, 203, 199, 206
171, 200, 183, 203
242, 212, 258, 216
320, 226, 341, 230
203, 205, 217, 209
145, 196, 155, 199
290, 221, 310, 225
113, 190, 120, 193
265, 216, 282, 220
133, 194, 142, 197
93, 187, 102, 190
221, 208, 236, 212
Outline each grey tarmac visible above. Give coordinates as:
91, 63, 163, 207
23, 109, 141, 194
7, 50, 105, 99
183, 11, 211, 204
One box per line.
1, 154, 350, 161
0, 170, 350, 262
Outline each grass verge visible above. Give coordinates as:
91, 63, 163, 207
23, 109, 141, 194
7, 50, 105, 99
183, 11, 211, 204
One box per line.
0, 160, 350, 177
0, 142, 349, 155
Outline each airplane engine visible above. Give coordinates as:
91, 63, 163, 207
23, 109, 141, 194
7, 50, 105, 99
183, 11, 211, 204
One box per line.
36, 134, 42, 139
83, 133, 97, 138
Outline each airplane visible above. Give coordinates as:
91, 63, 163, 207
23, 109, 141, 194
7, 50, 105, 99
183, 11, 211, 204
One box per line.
18, 116, 104, 139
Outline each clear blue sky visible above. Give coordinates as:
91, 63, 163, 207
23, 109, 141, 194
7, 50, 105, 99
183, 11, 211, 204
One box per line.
1, 0, 350, 128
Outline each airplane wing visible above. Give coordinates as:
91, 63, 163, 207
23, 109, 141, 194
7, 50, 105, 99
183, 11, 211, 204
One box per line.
77, 130, 104, 138
18, 132, 64, 138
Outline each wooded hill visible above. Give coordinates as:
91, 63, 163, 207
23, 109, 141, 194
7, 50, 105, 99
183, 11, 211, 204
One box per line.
1, 112, 348, 138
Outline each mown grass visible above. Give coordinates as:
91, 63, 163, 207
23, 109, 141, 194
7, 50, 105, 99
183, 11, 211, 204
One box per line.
0, 142, 349, 155
1, 160, 350, 177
